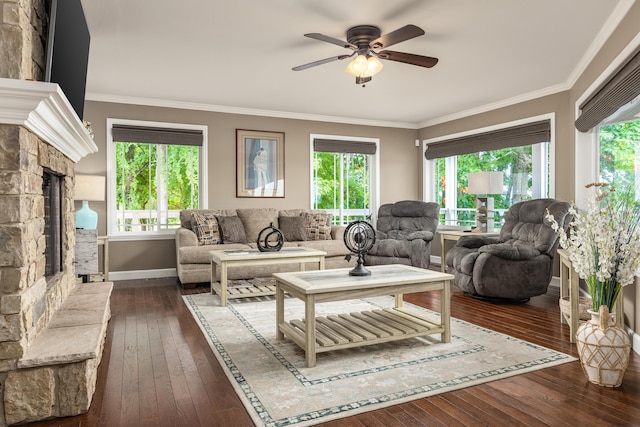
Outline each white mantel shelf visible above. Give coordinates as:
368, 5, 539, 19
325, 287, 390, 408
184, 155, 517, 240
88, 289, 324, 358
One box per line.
0, 77, 97, 162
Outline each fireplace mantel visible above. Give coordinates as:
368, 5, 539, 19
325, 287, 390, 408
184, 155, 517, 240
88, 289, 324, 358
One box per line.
0, 77, 97, 162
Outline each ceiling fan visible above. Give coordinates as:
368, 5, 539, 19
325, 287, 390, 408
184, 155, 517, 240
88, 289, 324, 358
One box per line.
292, 24, 438, 85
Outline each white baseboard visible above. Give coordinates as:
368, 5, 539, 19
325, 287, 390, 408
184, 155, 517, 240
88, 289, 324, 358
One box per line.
633, 331, 640, 355
108, 268, 177, 282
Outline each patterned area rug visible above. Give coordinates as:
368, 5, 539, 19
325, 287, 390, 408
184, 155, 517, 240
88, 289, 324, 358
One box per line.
183, 294, 575, 427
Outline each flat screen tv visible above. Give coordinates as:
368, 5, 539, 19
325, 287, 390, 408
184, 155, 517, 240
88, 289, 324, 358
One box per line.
44, 0, 90, 120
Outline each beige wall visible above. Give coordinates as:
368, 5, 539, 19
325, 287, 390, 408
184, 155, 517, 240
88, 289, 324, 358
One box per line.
418, 1, 640, 330
78, 101, 420, 273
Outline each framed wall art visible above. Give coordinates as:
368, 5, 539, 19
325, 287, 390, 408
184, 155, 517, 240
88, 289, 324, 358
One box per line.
236, 129, 285, 198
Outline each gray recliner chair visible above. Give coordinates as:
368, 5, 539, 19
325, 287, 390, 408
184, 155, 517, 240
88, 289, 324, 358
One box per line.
365, 200, 439, 269
445, 198, 572, 302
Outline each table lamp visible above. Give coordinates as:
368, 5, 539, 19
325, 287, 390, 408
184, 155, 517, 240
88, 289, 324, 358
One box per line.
75, 175, 105, 229
468, 171, 503, 232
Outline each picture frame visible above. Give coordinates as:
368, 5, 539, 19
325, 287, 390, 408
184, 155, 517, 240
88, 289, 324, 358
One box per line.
236, 129, 285, 198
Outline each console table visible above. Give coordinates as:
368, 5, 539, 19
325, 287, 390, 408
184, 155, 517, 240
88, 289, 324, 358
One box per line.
98, 235, 109, 281
74, 229, 97, 283
74, 231, 109, 283
557, 248, 624, 343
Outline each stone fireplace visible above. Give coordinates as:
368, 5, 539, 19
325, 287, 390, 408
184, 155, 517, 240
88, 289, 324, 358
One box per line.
0, 77, 110, 425
0, 2, 112, 424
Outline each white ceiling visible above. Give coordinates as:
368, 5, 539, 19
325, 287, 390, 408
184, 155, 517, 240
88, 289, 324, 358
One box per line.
81, 0, 629, 128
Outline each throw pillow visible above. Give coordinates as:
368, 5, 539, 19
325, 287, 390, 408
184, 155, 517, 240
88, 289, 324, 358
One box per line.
278, 215, 308, 241
305, 212, 333, 240
190, 212, 221, 245
236, 208, 278, 243
216, 216, 247, 243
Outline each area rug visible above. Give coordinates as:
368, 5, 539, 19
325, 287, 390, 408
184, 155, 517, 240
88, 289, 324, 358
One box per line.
183, 294, 575, 427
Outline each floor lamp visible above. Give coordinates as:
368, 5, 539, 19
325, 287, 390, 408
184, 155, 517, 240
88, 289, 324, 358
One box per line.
468, 171, 503, 232
74, 175, 105, 229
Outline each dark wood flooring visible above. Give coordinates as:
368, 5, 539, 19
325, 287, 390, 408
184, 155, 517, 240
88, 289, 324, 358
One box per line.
22, 276, 640, 427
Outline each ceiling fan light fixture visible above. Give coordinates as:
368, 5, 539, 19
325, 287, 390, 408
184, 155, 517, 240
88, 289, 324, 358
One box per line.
345, 55, 383, 83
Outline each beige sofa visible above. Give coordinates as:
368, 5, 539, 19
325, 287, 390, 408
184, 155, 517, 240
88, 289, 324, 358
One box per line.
175, 208, 352, 288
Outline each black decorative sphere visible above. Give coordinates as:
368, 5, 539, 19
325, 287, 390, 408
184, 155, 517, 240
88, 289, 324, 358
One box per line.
257, 222, 284, 252
343, 220, 376, 276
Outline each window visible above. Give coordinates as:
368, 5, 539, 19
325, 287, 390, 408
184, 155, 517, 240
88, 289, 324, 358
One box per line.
107, 119, 207, 238
598, 99, 640, 194
433, 144, 549, 227
424, 117, 552, 228
310, 135, 379, 225
574, 44, 640, 208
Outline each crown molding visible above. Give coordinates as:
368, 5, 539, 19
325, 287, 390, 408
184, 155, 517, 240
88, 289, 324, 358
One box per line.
566, 0, 636, 88
85, 92, 419, 129
418, 0, 636, 129
417, 82, 569, 128
0, 78, 97, 162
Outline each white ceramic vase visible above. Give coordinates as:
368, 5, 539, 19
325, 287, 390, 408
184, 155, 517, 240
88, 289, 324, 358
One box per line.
575, 305, 631, 387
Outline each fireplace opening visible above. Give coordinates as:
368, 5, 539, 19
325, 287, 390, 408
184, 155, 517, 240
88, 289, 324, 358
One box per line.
43, 170, 63, 277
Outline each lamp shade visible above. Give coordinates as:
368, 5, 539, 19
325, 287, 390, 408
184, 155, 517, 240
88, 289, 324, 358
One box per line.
468, 172, 503, 195
74, 175, 105, 201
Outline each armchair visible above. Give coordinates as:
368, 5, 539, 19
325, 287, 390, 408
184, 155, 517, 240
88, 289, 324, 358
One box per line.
445, 198, 572, 302
364, 200, 439, 269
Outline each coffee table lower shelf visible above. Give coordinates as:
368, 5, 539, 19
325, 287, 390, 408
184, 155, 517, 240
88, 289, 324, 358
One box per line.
278, 307, 444, 353
211, 282, 275, 300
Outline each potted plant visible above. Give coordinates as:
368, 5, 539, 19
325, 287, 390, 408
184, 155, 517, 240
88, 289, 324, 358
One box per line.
546, 182, 639, 387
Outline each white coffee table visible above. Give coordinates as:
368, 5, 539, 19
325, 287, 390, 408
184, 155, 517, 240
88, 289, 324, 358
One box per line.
210, 247, 326, 306
274, 264, 454, 367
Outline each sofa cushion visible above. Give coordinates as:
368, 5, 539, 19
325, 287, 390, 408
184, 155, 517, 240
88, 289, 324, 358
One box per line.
278, 209, 309, 217
217, 216, 247, 243
306, 212, 332, 240
278, 215, 308, 241
190, 212, 221, 245
237, 208, 279, 244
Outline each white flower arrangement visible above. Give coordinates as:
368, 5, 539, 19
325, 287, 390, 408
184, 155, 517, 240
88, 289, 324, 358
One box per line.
546, 182, 640, 312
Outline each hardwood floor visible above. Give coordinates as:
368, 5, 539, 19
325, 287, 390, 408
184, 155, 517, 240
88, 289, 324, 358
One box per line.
22, 276, 640, 427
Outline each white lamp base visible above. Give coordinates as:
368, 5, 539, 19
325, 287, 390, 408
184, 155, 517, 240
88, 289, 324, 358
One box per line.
75, 200, 98, 229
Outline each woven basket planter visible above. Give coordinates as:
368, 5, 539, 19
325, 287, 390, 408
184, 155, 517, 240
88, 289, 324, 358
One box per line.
575, 305, 631, 387
559, 296, 592, 321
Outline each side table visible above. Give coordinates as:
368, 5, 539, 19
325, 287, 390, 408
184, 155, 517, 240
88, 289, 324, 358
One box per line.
439, 230, 500, 272
557, 248, 624, 343
98, 235, 109, 281
75, 229, 98, 283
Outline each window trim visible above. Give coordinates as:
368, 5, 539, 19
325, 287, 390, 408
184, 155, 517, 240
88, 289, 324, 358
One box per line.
422, 113, 555, 228
309, 133, 380, 225
106, 118, 208, 241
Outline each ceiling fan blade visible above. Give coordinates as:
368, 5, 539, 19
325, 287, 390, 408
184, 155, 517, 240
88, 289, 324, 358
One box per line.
292, 54, 353, 71
304, 33, 356, 49
369, 24, 425, 49
377, 50, 439, 68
